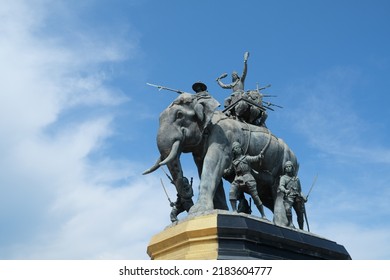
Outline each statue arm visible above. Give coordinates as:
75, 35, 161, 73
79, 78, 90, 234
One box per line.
223, 164, 234, 176
216, 78, 233, 89
241, 52, 249, 82
246, 154, 263, 164
278, 176, 288, 194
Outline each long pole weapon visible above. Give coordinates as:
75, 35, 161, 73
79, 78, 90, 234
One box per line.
306, 174, 318, 201
303, 174, 318, 232
147, 83, 187, 95
161, 166, 174, 184
160, 178, 173, 206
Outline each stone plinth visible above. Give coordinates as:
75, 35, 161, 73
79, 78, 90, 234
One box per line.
147, 211, 351, 260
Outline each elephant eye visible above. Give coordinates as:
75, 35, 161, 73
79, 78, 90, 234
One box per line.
176, 111, 184, 119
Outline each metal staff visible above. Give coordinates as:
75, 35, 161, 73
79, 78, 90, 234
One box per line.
303, 202, 310, 232
147, 82, 187, 95
303, 174, 318, 232
256, 83, 272, 92
222, 97, 273, 113
160, 178, 173, 206
306, 173, 318, 200
161, 166, 174, 184
262, 101, 283, 109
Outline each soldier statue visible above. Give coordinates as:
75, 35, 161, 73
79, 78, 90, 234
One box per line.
278, 161, 307, 229
224, 141, 266, 219
169, 177, 194, 223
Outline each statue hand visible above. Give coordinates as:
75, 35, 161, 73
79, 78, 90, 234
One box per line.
244, 51, 249, 61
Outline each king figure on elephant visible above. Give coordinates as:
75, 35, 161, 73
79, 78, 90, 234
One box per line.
216, 51, 269, 127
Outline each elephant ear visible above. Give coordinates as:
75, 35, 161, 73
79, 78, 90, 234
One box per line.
194, 96, 220, 130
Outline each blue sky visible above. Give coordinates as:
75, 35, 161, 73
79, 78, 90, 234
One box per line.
0, 0, 389, 260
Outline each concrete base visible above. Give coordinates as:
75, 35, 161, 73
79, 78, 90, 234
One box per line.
147, 211, 351, 260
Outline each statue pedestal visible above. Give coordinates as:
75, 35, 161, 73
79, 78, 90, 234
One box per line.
147, 211, 351, 260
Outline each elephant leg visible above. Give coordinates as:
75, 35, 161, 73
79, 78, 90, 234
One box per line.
190, 144, 229, 214
213, 180, 228, 210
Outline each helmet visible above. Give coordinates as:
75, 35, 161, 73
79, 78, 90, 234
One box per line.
232, 141, 241, 150
284, 161, 294, 170
192, 81, 207, 92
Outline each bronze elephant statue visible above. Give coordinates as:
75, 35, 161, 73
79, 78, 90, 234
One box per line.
143, 93, 298, 226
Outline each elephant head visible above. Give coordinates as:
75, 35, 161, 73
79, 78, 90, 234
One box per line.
143, 93, 220, 191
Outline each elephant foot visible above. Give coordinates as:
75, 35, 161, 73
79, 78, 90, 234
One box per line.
188, 199, 213, 215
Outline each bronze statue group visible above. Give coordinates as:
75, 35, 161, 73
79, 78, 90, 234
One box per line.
156, 52, 308, 231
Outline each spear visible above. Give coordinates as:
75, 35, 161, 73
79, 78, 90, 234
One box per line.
147, 82, 187, 95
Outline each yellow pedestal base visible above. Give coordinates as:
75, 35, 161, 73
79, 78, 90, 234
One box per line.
147, 213, 218, 260
147, 211, 351, 260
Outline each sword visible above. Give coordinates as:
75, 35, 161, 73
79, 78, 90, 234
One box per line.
306, 173, 318, 200
161, 166, 174, 185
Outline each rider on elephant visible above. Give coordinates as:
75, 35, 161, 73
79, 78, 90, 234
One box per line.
224, 141, 267, 219
278, 161, 307, 229
216, 52, 249, 119
192, 81, 210, 98
216, 52, 267, 126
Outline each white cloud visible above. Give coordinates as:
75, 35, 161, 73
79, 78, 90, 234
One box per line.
1, 1, 388, 261
286, 67, 390, 164
6, 174, 169, 259
0, 0, 167, 259
278, 67, 390, 260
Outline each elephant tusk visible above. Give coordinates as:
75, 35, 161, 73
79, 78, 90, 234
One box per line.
159, 140, 181, 166
142, 157, 162, 175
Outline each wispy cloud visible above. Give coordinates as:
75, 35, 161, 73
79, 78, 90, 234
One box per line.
279, 67, 390, 259
286, 67, 390, 164
0, 0, 163, 259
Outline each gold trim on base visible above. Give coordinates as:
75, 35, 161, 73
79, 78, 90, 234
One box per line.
147, 213, 218, 260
